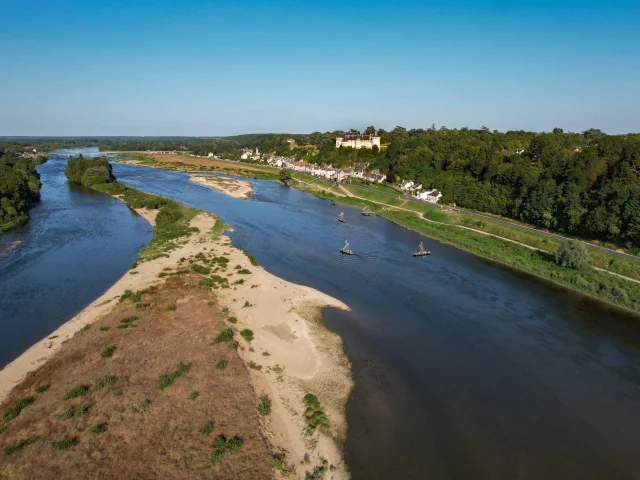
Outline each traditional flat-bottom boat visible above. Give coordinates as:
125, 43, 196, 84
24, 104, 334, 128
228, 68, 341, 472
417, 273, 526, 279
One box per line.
340, 240, 353, 255
413, 241, 431, 257
338, 212, 346, 223
362, 208, 371, 216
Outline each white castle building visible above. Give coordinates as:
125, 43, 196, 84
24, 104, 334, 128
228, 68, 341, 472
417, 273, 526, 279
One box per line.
336, 133, 381, 150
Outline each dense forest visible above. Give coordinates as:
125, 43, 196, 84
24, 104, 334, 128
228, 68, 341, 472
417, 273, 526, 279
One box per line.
0, 145, 47, 233
64, 155, 115, 187
4, 126, 640, 247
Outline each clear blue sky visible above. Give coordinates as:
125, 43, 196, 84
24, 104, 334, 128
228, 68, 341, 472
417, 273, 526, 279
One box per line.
1, 0, 638, 136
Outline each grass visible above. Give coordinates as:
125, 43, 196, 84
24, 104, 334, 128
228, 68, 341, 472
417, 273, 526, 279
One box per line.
213, 328, 234, 344
241, 249, 259, 266
57, 407, 74, 420
243, 300, 252, 308
141, 399, 151, 410
120, 316, 139, 324
227, 436, 244, 453
64, 385, 89, 400
262, 351, 271, 356
166, 304, 177, 311
240, 329, 254, 342
211, 435, 226, 449
35, 384, 50, 394
101, 345, 117, 358
199, 421, 214, 435
228, 341, 239, 350
2, 440, 32, 456
93, 376, 118, 391
191, 264, 211, 275
210, 217, 229, 237
157, 361, 191, 390
76, 403, 91, 417
92, 183, 199, 263
232, 278, 245, 285
51, 438, 79, 451
227, 316, 238, 324
188, 392, 199, 401
100, 326, 110, 331
257, 393, 272, 416
237, 268, 252, 275
210, 450, 225, 464
215, 360, 228, 370
249, 361, 262, 370
91, 424, 107, 434
135, 302, 151, 309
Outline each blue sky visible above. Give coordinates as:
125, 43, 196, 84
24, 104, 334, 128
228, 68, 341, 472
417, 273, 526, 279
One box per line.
1, 0, 638, 135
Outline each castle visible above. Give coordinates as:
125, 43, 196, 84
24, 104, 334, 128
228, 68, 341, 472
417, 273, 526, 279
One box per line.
335, 133, 381, 150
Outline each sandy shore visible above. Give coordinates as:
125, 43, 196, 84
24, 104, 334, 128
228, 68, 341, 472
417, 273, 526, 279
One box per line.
0, 200, 352, 478
189, 174, 253, 199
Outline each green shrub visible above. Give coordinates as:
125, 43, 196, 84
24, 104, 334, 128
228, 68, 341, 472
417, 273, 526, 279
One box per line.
188, 392, 199, 401
100, 326, 110, 331
35, 384, 50, 394
93, 376, 118, 391
51, 438, 79, 451
64, 385, 89, 400
216, 360, 228, 370
249, 361, 262, 370
227, 317, 238, 324
210, 450, 225, 464
237, 268, 252, 275
191, 264, 211, 275
214, 329, 233, 343
141, 399, 151, 410
75, 403, 91, 417
211, 435, 226, 449
227, 436, 244, 453
121, 316, 139, 324
157, 362, 191, 390
91, 424, 107, 435
240, 329, 254, 342
2, 440, 32, 456
199, 421, 214, 435
556, 240, 589, 270
101, 345, 117, 358
257, 394, 272, 416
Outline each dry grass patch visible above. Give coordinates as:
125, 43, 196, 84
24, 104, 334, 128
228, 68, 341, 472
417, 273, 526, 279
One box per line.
0, 274, 272, 479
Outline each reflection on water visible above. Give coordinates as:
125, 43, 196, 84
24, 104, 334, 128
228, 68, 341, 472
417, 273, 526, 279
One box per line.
113, 163, 640, 480
0, 152, 152, 367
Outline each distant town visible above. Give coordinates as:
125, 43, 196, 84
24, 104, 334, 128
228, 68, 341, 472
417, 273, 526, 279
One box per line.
201, 132, 443, 204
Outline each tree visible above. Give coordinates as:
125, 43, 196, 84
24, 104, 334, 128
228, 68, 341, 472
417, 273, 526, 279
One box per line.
279, 168, 292, 185
555, 239, 589, 270
553, 127, 564, 134
364, 126, 376, 135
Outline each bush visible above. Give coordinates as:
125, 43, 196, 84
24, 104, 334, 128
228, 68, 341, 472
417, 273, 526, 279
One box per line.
257, 393, 272, 416
51, 438, 79, 451
240, 329, 254, 342
65, 155, 114, 185
101, 345, 117, 358
64, 385, 89, 400
81, 166, 113, 187
555, 240, 589, 270
214, 329, 233, 343
3, 397, 35, 422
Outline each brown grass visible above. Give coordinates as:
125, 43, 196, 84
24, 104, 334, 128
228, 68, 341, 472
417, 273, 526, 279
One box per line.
0, 275, 273, 480
136, 153, 277, 174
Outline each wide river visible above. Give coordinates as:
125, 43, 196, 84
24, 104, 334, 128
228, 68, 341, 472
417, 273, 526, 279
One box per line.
2, 153, 640, 479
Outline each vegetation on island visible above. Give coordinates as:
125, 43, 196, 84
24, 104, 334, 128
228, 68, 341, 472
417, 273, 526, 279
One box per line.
64, 155, 115, 187
0, 145, 47, 233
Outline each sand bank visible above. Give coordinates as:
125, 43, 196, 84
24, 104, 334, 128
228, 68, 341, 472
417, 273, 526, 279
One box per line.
0, 199, 352, 478
189, 174, 253, 199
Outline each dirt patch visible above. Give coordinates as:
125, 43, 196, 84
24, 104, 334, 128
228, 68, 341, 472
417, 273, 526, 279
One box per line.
189, 175, 253, 199
0, 276, 273, 480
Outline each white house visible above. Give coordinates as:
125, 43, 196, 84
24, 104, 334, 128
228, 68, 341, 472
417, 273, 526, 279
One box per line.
399, 180, 415, 191
336, 133, 381, 150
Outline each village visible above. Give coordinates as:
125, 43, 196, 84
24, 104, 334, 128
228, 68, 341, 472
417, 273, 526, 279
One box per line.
205, 132, 443, 204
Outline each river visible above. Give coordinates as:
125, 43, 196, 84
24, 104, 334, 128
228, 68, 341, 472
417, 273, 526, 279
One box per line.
0, 151, 152, 367
2, 155, 640, 479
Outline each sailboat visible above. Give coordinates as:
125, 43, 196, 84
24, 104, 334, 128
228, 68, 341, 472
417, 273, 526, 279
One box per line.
361, 207, 371, 216
338, 212, 346, 223
413, 241, 431, 257
340, 240, 353, 255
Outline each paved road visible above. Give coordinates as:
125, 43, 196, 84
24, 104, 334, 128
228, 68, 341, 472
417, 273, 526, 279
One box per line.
342, 182, 640, 263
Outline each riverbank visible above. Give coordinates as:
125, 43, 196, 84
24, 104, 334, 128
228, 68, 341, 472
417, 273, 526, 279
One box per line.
189, 174, 253, 199
0, 184, 352, 479
291, 182, 640, 315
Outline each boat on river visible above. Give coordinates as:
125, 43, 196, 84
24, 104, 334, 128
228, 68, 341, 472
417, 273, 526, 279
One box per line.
340, 240, 353, 255
338, 212, 346, 223
362, 207, 371, 216
413, 242, 431, 257
331, 200, 336, 205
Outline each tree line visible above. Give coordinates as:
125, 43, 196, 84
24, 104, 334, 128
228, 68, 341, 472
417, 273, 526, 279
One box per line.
0, 145, 47, 233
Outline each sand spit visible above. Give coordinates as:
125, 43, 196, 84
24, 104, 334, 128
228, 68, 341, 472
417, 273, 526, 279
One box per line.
189, 174, 253, 199
0, 201, 353, 478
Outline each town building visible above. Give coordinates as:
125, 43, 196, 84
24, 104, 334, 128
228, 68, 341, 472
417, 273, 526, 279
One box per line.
336, 133, 381, 150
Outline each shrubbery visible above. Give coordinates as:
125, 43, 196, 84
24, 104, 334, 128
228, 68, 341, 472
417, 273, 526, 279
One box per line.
64, 155, 114, 187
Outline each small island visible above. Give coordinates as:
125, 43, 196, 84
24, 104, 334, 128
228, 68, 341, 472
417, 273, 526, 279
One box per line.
189, 174, 253, 199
